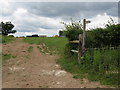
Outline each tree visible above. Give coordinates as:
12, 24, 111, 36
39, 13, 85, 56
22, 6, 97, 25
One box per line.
61, 20, 83, 41
61, 20, 83, 56
59, 30, 66, 37
59, 30, 63, 37
1, 22, 16, 35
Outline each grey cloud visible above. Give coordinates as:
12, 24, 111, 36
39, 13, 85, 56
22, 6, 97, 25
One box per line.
1, 2, 118, 36
1, 3, 17, 17
2, 2, 118, 21
15, 25, 39, 32
14, 2, 118, 19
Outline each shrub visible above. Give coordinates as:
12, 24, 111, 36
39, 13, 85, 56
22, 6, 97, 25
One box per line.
81, 47, 120, 87
86, 24, 120, 48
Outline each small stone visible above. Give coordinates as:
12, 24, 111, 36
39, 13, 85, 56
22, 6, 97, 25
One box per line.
55, 64, 59, 67
56, 82, 60, 85
54, 70, 67, 76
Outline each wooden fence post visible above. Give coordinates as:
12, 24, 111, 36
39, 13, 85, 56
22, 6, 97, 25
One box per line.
78, 34, 83, 64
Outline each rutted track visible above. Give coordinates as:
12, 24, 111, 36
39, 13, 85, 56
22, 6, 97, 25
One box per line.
2, 38, 111, 88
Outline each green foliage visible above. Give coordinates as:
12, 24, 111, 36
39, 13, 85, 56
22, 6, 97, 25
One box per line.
8, 35, 14, 37
86, 24, 120, 48
65, 29, 82, 41
0, 54, 16, 61
59, 30, 65, 37
0, 35, 2, 43
27, 46, 33, 53
1, 22, 16, 35
73, 74, 84, 79
80, 47, 120, 87
61, 21, 83, 58
23, 37, 68, 55
58, 46, 120, 87
61, 18, 120, 87
61, 21, 83, 41
57, 55, 83, 74
0, 36, 16, 44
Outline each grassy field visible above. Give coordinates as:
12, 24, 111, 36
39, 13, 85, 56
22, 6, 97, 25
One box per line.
23, 37, 68, 55
0, 35, 16, 44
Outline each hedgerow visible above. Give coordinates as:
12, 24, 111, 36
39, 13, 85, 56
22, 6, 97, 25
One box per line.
61, 19, 120, 87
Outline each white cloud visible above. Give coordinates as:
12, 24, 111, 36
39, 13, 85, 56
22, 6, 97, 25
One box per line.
13, 8, 27, 16
1, 7, 64, 36
87, 13, 118, 29
37, 28, 59, 36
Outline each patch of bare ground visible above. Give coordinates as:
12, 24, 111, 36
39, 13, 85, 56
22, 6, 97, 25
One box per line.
2, 38, 113, 88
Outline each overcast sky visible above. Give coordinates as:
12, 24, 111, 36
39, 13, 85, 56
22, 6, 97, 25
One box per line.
0, 1, 119, 37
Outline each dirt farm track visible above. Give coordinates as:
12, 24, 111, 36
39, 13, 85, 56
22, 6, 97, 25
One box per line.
2, 38, 113, 88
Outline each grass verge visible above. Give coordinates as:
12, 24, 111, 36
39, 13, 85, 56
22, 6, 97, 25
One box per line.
23, 37, 67, 55
27, 46, 33, 53
0, 35, 16, 44
0, 54, 16, 62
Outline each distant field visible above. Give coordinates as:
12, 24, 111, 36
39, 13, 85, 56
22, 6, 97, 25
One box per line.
23, 37, 68, 55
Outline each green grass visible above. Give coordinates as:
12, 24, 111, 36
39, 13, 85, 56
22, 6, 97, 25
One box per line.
23, 37, 68, 55
0, 35, 16, 44
82, 48, 120, 87
56, 55, 85, 79
27, 46, 33, 53
0, 54, 16, 62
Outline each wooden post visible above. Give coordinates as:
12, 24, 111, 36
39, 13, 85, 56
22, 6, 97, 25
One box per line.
78, 34, 83, 64
70, 19, 90, 65
82, 19, 91, 53
82, 19, 86, 50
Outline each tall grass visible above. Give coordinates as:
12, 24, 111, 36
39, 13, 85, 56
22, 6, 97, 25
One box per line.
0, 35, 16, 44
80, 47, 120, 87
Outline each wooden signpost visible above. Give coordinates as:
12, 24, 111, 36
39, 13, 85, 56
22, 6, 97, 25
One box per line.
70, 19, 91, 64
